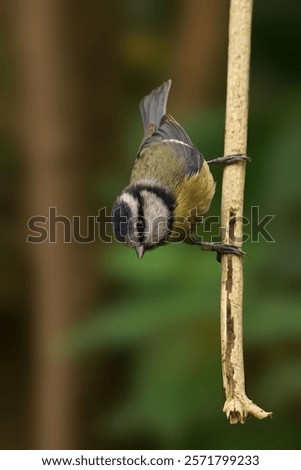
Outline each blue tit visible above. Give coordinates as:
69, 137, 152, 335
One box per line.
112, 80, 246, 259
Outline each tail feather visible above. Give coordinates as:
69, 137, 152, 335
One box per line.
139, 80, 172, 131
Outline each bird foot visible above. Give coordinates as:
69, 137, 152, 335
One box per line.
198, 242, 246, 263
207, 154, 251, 165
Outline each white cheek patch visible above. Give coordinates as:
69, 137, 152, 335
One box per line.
117, 192, 140, 246
119, 192, 139, 220
140, 190, 171, 245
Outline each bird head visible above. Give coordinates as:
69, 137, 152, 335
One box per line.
112, 181, 175, 258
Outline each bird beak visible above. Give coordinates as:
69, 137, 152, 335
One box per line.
135, 245, 145, 259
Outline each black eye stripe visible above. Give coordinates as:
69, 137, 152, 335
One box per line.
136, 191, 144, 217
135, 191, 145, 243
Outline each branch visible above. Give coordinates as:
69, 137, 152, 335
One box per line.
220, 0, 272, 424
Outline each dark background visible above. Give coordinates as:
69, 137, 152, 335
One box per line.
0, 0, 300, 449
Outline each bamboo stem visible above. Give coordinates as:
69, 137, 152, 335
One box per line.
220, 0, 272, 424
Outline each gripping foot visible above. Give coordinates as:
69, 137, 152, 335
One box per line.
207, 154, 251, 165
199, 242, 246, 263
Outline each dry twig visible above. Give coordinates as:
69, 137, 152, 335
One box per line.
220, 0, 272, 424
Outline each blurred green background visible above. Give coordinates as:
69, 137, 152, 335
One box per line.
0, 0, 301, 450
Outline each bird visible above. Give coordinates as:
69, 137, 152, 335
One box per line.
112, 80, 248, 259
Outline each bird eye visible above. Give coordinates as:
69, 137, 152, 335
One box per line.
135, 219, 144, 231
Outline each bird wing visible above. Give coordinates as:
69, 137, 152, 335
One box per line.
139, 113, 203, 176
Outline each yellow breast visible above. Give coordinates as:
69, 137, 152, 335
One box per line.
169, 161, 216, 241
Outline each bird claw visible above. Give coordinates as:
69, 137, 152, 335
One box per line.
211, 243, 246, 263
198, 241, 245, 262
212, 243, 245, 256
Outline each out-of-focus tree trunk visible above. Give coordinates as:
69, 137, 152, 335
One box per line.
11, 0, 97, 449
172, 0, 228, 111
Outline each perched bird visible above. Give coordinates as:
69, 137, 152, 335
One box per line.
112, 80, 247, 259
